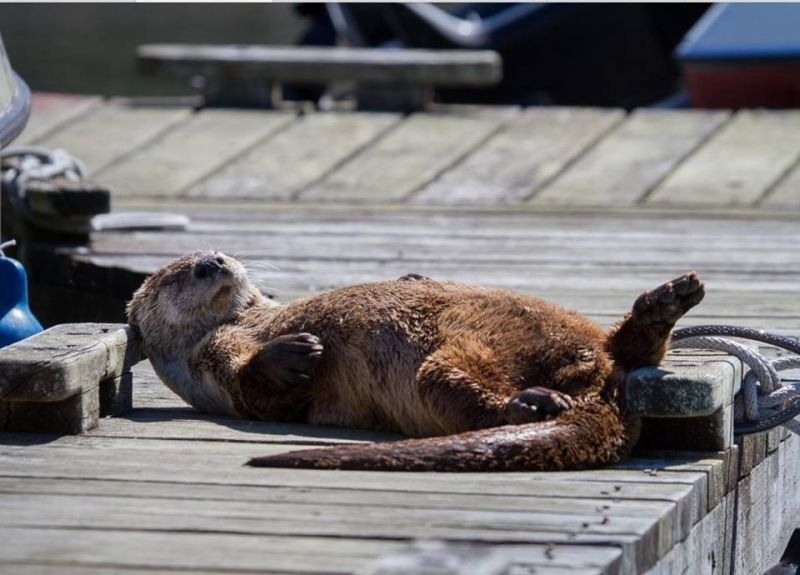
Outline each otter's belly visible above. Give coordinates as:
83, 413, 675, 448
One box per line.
304, 339, 446, 437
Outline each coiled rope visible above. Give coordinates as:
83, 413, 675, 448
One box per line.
1, 146, 92, 234
671, 325, 800, 436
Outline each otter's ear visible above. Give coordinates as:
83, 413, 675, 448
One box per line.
126, 297, 140, 328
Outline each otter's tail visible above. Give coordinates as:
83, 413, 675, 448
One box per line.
247, 401, 635, 472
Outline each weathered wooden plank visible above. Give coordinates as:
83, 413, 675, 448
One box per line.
0, 491, 663, 549
737, 432, 768, 480
35, 100, 191, 175
137, 45, 502, 86
733, 435, 800, 575
86, 209, 800, 250
0, 475, 676, 526
55, 252, 800, 328
0, 527, 400, 573
643, 494, 728, 575
412, 107, 623, 205
0, 432, 710, 486
15, 92, 101, 145
0, 480, 686, 573
648, 110, 800, 206
88, 409, 405, 445
366, 542, 621, 575
83, 226, 800, 275
0, 324, 138, 402
86, 198, 800, 236
0, 473, 683, 566
300, 111, 508, 203
618, 453, 732, 512
533, 109, 729, 207
0, 442, 704, 514
0, 437, 706, 544
1, 567, 234, 575
761, 159, 800, 209
84, 240, 800, 277
190, 112, 400, 201
76, 245, 800, 296
94, 109, 294, 197
0, 324, 138, 433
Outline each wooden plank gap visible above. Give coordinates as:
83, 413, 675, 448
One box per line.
647, 110, 800, 207
400, 114, 510, 203
38, 101, 195, 177
299, 110, 511, 204
523, 110, 628, 204
755, 151, 800, 208
286, 113, 406, 201
534, 109, 729, 207
635, 110, 733, 205
412, 107, 624, 206
94, 109, 297, 199
174, 111, 301, 198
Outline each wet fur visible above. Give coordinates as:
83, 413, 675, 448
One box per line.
128, 251, 704, 472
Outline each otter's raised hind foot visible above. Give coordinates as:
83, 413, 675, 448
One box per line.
633, 272, 705, 326
505, 387, 575, 425
608, 272, 705, 371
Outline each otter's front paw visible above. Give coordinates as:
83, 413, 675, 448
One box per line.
257, 333, 323, 387
505, 387, 575, 425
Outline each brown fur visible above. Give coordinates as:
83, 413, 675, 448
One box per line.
127, 251, 704, 472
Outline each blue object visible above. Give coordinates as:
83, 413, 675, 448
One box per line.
0, 254, 43, 348
677, 3, 800, 62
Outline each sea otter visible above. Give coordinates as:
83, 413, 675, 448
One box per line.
126, 250, 704, 471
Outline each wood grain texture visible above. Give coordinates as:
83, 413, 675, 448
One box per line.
534, 109, 729, 207
733, 435, 800, 575
191, 112, 400, 200
0, 526, 398, 573
35, 100, 191, 175
0, 323, 138, 402
413, 107, 623, 205
0, 434, 707, 574
94, 109, 294, 197
648, 110, 800, 206
300, 111, 506, 203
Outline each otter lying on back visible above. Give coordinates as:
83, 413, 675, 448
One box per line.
127, 251, 704, 471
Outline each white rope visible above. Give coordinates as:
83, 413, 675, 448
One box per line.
1, 146, 91, 234
670, 328, 800, 434
1, 146, 86, 186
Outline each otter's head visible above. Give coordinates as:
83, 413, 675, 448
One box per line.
127, 251, 258, 350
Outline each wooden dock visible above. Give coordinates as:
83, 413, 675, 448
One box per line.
2, 93, 800, 574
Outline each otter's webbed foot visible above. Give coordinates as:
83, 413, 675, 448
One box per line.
505, 386, 575, 425
398, 273, 432, 282
633, 272, 705, 326
256, 333, 323, 388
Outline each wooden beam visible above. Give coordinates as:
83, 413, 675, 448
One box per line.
137, 44, 502, 87
0, 323, 140, 433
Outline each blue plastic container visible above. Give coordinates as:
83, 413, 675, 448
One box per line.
0, 253, 43, 348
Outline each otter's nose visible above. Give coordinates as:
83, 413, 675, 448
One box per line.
194, 257, 225, 279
